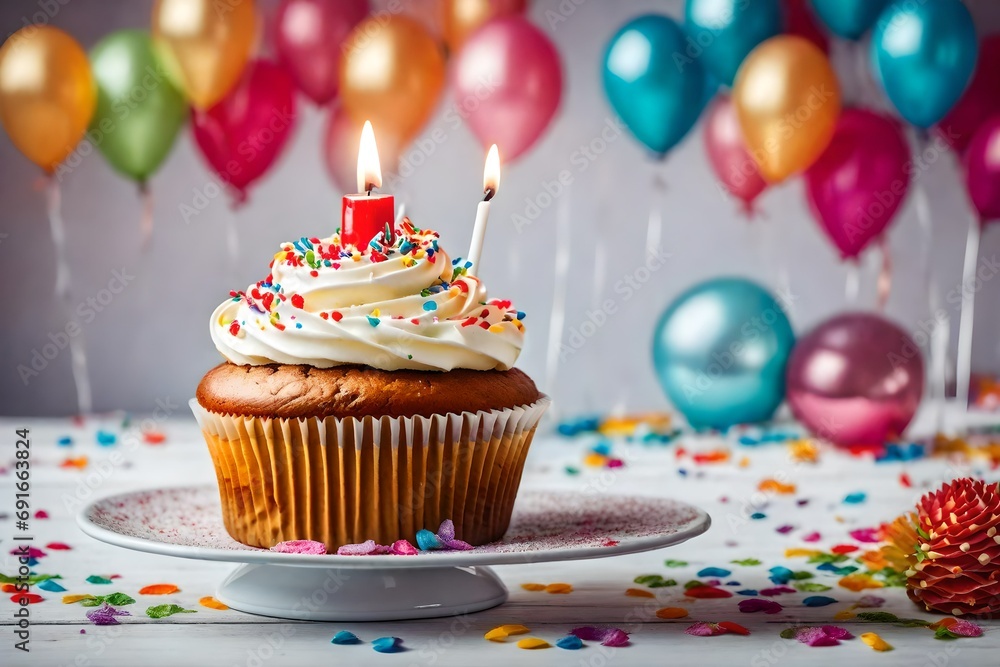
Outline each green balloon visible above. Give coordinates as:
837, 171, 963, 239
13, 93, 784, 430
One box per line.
89, 30, 187, 182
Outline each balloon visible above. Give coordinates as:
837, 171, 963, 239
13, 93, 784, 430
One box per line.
734, 36, 841, 183
88, 30, 188, 183
783, 0, 828, 54
323, 103, 403, 193
191, 60, 297, 201
787, 312, 924, 447
603, 15, 707, 157
0, 26, 95, 173
653, 278, 795, 430
805, 109, 910, 259
937, 36, 1000, 154
152, 0, 256, 110
963, 117, 1000, 223
453, 17, 561, 162
684, 0, 782, 86
439, 0, 528, 53
871, 0, 977, 129
704, 95, 767, 213
274, 0, 367, 105
810, 0, 889, 40
340, 15, 445, 152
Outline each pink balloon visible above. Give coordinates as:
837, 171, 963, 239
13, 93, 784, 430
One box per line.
704, 95, 767, 213
192, 61, 298, 202
783, 0, 829, 55
805, 109, 910, 259
451, 16, 562, 162
787, 312, 924, 447
274, 0, 368, 105
963, 115, 1000, 223
937, 36, 1000, 154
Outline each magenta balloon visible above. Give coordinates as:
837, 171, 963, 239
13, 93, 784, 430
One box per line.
704, 95, 767, 212
452, 16, 562, 162
963, 116, 1000, 223
937, 36, 1000, 154
274, 0, 368, 105
805, 109, 910, 259
786, 312, 924, 447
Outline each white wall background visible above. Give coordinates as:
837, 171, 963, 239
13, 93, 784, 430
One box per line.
2, 0, 1000, 417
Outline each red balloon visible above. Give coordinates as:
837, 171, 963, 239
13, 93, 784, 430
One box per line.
192, 61, 298, 202
704, 95, 767, 213
963, 115, 1000, 223
805, 109, 910, 259
452, 16, 562, 162
274, 0, 368, 105
937, 36, 1000, 154
787, 312, 924, 447
783, 0, 829, 55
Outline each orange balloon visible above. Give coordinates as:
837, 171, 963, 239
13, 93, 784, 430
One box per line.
439, 0, 528, 53
339, 15, 445, 151
152, 0, 257, 110
733, 36, 841, 183
0, 26, 95, 173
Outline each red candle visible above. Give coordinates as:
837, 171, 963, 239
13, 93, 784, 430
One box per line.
341, 121, 394, 248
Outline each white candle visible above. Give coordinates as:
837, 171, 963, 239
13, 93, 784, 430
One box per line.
467, 144, 500, 277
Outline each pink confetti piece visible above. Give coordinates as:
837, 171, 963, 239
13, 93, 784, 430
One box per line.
271, 540, 327, 555
443, 538, 473, 551
336, 540, 388, 556
738, 599, 783, 614
390, 540, 418, 556
848, 528, 880, 543
821, 626, 853, 640
86, 602, 131, 626
802, 532, 821, 542
759, 586, 796, 597
34, 510, 49, 519
570, 626, 630, 646
949, 620, 983, 638
855, 595, 885, 608
685, 622, 727, 637
9, 547, 46, 558
797, 627, 839, 647
46, 543, 72, 551
775, 525, 795, 534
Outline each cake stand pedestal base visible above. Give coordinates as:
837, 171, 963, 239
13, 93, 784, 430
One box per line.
216, 563, 508, 621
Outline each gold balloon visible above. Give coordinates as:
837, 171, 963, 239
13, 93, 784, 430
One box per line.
734, 36, 841, 183
152, 0, 256, 110
439, 0, 528, 53
340, 15, 445, 151
0, 26, 95, 173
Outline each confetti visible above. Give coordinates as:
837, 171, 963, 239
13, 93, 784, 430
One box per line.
738, 599, 782, 614
860, 632, 893, 651
759, 586, 795, 597
96, 430, 117, 446
855, 595, 885, 608
139, 584, 179, 595
46, 543, 72, 550
793, 582, 832, 593
81, 593, 135, 607
625, 588, 655, 598
516, 638, 550, 649
717, 622, 750, 636
750, 512, 766, 520
843, 492, 867, 504
731, 558, 762, 566
86, 575, 113, 585
37, 579, 66, 592
372, 636, 404, 653
655, 607, 688, 619
684, 585, 733, 599
86, 602, 130, 626
10, 593, 43, 604
555, 635, 583, 650
795, 627, 839, 647
272, 540, 327, 555
696, 567, 731, 578
802, 596, 838, 607
143, 430, 166, 444
634, 574, 676, 588
834, 610, 855, 621
942, 619, 982, 638
336, 540, 387, 556
570, 626, 630, 646
60, 456, 88, 469
520, 583, 546, 591
663, 559, 688, 568
545, 583, 573, 594
34, 510, 49, 519
199, 596, 228, 610
331, 630, 361, 645
848, 528, 880, 543
758, 479, 796, 494
802, 532, 821, 542
838, 574, 883, 591
63, 594, 96, 605
145, 604, 196, 619
856, 612, 898, 623
685, 622, 728, 637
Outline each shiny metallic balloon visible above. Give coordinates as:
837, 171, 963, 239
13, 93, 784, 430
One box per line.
786, 312, 924, 446
653, 278, 795, 429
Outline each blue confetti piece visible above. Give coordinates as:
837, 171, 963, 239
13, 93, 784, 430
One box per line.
816, 563, 859, 575
768, 566, 793, 584
331, 630, 361, 645
737, 589, 759, 596
37, 579, 66, 592
592, 441, 612, 456
415, 530, 442, 551
57, 436, 73, 447
556, 635, 583, 650
726, 581, 741, 586
843, 492, 867, 504
96, 430, 116, 446
422, 301, 437, 312
697, 567, 731, 578
366, 315, 380, 327
738, 435, 759, 446
750, 512, 766, 520
516, 311, 526, 320
678, 468, 688, 477
26, 558, 39, 567
294, 323, 302, 329
372, 636, 403, 653
802, 596, 838, 607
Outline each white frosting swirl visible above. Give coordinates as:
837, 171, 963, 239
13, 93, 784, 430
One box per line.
210, 226, 525, 371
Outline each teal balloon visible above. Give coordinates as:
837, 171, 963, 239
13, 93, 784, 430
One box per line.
89, 30, 188, 182
871, 0, 977, 129
603, 15, 707, 156
810, 0, 889, 40
652, 278, 795, 430
684, 0, 782, 86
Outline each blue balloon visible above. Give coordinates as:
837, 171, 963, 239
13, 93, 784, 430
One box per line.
810, 0, 890, 40
684, 0, 782, 86
603, 15, 708, 156
871, 0, 977, 129
652, 278, 795, 430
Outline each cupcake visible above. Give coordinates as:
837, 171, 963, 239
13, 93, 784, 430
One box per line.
192, 220, 547, 550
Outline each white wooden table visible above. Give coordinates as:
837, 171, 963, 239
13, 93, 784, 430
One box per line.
2, 406, 999, 666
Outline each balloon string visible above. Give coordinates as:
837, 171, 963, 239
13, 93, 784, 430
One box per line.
876, 236, 893, 312
646, 167, 668, 253
225, 210, 240, 286
139, 182, 154, 252
845, 260, 861, 305
47, 177, 92, 416
544, 183, 572, 416
956, 218, 982, 409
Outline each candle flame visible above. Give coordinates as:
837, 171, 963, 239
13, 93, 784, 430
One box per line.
483, 144, 500, 201
357, 120, 382, 193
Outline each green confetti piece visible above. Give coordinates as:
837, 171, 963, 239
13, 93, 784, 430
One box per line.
792, 582, 832, 593
683, 580, 706, 590
651, 579, 677, 588
86, 575, 113, 585
789, 571, 814, 580
564, 466, 580, 476
806, 553, 849, 565
730, 558, 762, 566
856, 612, 899, 623
0, 573, 61, 585
934, 627, 960, 640
663, 559, 688, 568
896, 618, 931, 628
80, 592, 136, 607
779, 627, 802, 640
146, 604, 197, 619
634, 575, 660, 585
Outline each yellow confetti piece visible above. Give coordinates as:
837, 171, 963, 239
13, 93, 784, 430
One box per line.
488, 324, 505, 334
738, 456, 751, 468
516, 637, 550, 650
584, 453, 607, 467
625, 588, 655, 598
500, 624, 529, 635
838, 573, 884, 592
759, 479, 797, 494
520, 583, 546, 591
785, 548, 822, 558
545, 583, 573, 594
485, 628, 508, 642
62, 594, 95, 604
199, 596, 228, 610
859, 549, 891, 572
860, 632, 893, 651
655, 607, 688, 619
834, 609, 856, 621
788, 439, 820, 463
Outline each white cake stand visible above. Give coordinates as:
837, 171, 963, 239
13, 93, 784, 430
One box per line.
77, 487, 710, 622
